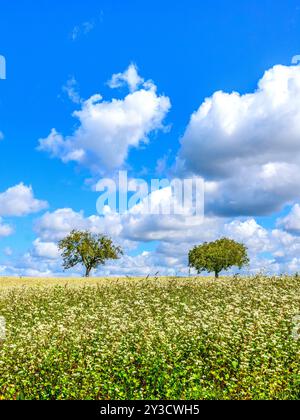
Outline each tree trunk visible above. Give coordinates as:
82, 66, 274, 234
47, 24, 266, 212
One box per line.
215, 271, 219, 279
85, 267, 91, 278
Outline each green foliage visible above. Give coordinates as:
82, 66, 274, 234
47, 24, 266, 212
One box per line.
58, 230, 123, 277
189, 238, 249, 278
0, 276, 299, 400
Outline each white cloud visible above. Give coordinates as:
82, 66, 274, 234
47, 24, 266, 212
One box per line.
0, 183, 48, 217
2, 254, 60, 278
99, 252, 184, 277
71, 20, 95, 41
68, 216, 293, 277
39, 66, 171, 173
95, 185, 205, 243
62, 77, 82, 104
120, 196, 269, 253
6, 201, 300, 277
102, 188, 300, 275
108, 63, 145, 92
0, 218, 13, 237
34, 208, 105, 241
6, 185, 300, 277
224, 219, 271, 255
8, 61, 300, 277
277, 204, 300, 235
32, 239, 61, 260
178, 64, 300, 215
207, 162, 300, 216
155, 150, 172, 175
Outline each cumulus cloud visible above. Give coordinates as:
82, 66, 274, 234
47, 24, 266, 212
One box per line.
96, 184, 204, 243
0, 183, 48, 217
204, 163, 300, 216
38, 65, 171, 173
99, 252, 185, 277
224, 219, 271, 255
32, 239, 61, 260
277, 204, 300, 235
9, 61, 300, 276
34, 208, 106, 241
6, 199, 300, 277
102, 188, 300, 275
108, 63, 145, 92
128, 216, 300, 276
178, 64, 300, 216
4, 183, 300, 277
1, 252, 63, 278
120, 196, 269, 253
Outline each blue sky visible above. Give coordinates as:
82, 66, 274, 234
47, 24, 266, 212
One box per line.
1, 0, 300, 276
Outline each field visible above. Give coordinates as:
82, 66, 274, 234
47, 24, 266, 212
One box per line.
0, 276, 299, 400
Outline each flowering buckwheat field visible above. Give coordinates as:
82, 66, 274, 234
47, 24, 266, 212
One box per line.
0, 276, 299, 400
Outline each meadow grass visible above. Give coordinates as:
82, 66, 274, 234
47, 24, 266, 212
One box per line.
0, 275, 299, 400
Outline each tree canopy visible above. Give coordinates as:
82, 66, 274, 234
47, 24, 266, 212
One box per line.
189, 238, 249, 279
58, 230, 123, 277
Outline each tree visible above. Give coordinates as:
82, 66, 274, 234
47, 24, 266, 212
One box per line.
188, 238, 249, 279
58, 230, 123, 277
